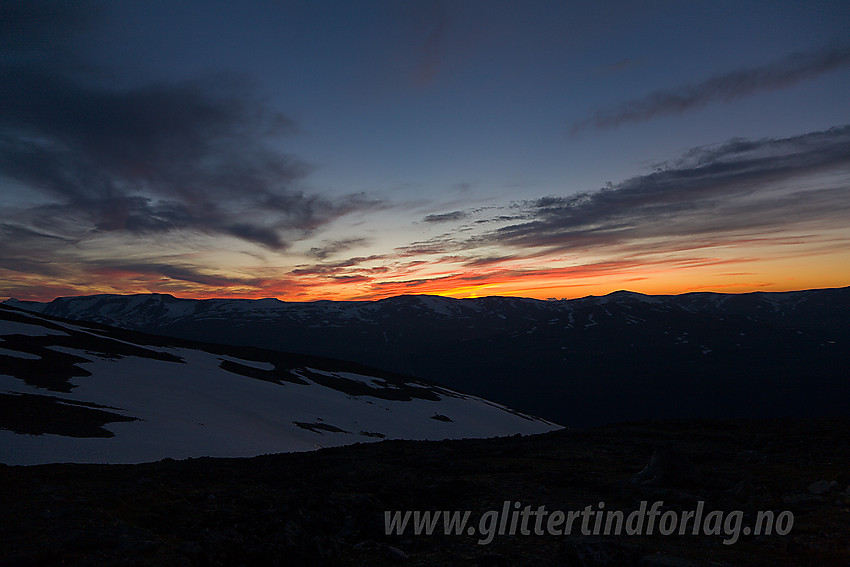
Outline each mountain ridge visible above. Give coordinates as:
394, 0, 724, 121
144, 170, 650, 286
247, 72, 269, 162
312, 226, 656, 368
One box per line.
5, 286, 849, 427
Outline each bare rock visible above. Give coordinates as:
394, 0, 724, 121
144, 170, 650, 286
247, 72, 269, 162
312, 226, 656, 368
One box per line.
560, 540, 640, 566
477, 553, 510, 567
631, 446, 701, 488
639, 553, 701, 567
806, 479, 838, 495
384, 544, 409, 562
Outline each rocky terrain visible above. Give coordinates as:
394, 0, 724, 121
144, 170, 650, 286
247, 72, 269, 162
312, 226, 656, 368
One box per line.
2, 417, 848, 566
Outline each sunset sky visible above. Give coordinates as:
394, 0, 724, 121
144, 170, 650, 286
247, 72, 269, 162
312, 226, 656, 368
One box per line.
2, 1, 849, 302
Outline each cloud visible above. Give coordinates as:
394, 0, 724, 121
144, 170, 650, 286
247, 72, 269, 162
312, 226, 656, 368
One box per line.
371, 274, 455, 290
573, 44, 850, 132
0, 69, 313, 249
463, 255, 516, 267
480, 126, 850, 252
394, 239, 461, 257
94, 263, 266, 288
307, 238, 369, 260
0, 224, 80, 278
0, 4, 379, 252
288, 255, 387, 277
224, 223, 287, 250
423, 210, 469, 223
329, 275, 373, 283
599, 58, 642, 73
351, 254, 755, 300
410, 0, 449, 86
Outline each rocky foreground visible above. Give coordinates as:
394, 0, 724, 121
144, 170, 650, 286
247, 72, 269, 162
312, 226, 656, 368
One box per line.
1, 418, 848, 566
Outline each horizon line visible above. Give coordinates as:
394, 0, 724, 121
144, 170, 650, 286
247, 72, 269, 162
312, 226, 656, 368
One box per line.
3, 283, 849, 306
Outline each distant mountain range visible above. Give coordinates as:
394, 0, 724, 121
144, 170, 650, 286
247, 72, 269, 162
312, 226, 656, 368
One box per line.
6, 286, 850, 427
0, 305, 558, 464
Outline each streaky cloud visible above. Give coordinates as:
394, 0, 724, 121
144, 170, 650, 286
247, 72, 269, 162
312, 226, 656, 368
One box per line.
97, 263, 266, 288
485, 126, 850, 252
307, 238, 369, 260
410, 0, 449, 86
573, 44, 850, 132
288, 255, 388, 277
423, 210, 469, 223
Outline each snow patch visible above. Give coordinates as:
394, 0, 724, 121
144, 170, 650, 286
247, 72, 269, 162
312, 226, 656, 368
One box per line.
218, 356, 275, 371
0, 320, 70, 337
0, 347, 40, 360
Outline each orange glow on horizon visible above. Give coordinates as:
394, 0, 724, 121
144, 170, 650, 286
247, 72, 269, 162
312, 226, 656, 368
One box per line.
3, 228, 849, 303
4, 256, 849, 304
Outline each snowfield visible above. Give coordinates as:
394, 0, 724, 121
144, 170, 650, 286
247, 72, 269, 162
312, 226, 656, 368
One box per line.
0, 306, 561, 465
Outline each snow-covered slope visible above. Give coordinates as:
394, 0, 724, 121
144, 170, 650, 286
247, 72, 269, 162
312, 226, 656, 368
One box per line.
0, 306, 560, 465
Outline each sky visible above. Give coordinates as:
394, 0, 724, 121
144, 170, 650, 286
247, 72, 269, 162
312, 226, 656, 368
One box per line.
2, 0, 849, 302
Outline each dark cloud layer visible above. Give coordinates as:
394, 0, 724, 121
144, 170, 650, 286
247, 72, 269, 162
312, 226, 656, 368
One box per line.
423, 210, 469, 223
487, 126, 850, 252
0, 2, 376, 252
573, 45, 850, 132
